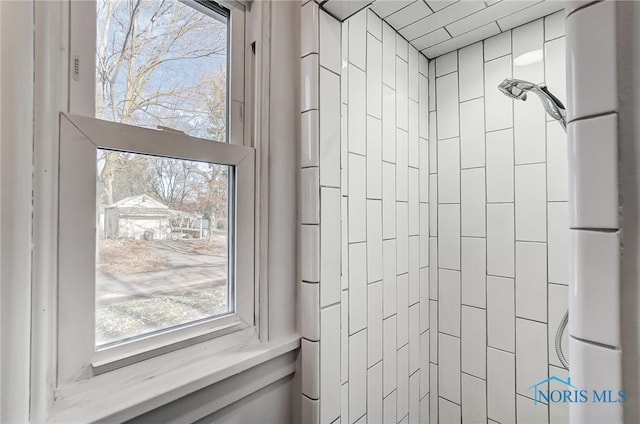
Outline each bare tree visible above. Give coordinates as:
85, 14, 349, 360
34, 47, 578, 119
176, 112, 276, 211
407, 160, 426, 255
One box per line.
96, 0, 228, 207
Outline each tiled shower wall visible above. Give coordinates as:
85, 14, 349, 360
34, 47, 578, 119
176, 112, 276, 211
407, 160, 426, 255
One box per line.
430, 11, 570, 423
300, 3, 431, 423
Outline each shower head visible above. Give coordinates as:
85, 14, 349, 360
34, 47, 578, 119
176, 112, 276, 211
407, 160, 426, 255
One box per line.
498, 78, 567, 132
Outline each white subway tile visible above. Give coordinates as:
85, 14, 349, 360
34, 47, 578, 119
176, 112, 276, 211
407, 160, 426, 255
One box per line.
342, 196, 349, 291
487, 347, 516, 423
513, 19, 544, 84
383, 315, 398, 396
367, 199, 383, 284
368, 281, 384, 366
429, 238, 438, 297
409, 304, 420, 374
302, 167, 320, 224
409, 168, 420, 236
462, 237, 486, 308
420, 330, 430, 397
397, 129, 409, 201
460, 98, 486, 168
398, 202, 410, 274
302, 339, 320, 398
321, 188, 341, 306
439, 333, 461, 403
517, 395, 549, 424
566, 1, 617, 120
419, 54, 428, 76
301, 1, 319, 57
342, 291, 349, 383
396, 31, 409, 61
342, 21, 348, 100
487, 203, 515, 277
544, 37, 566, 107
419, 139, 429, 202
462, 305, 486, 379
409, 47, 419, 102
484, 31, 511, 61
409, 236, 420, 305
367, 8, 382, 40
367, 34, 383, 119
419, 75, 429, 139
420, 204, 429, 268
302, 110, 319, 168
488, 276, 515, 352
428, 60, 436, 111
367, 116, 383, 199
547, 121, 568, 202
383, 22, 396, 88
420, 268, 429, 332
570, 230, 620, 347
514, 98, 546, 165
348, 154, 366, 242
382, 162, 397, 239
459, 42, 484, 102
486, 128, 514, 203
320, 68, 341, 188
321, 304, 341, 423
342, 102, 348, 196
302, 395, 320, 424
383, 390, 397, 424
484, 55, 513, 132
439, 269, 461, 338
548, 202, 569, 285
409, 100, 419, 168
461, 168, 486, 237
438, 204, 461, 270
382, 85, 397, 163
319, 10, 341, 74
348, 64, 367, 155
568, 114, 618, 229
341, 383, 349, 424
437, 137, 460, 203
302, 54, 319, 112
430, 300, 438, 361
549, 365, 569, 423
349, 242, 368, 334
302, 224, 320, 282
515, 318, 548, 395
349, 329, 367, 423
548, 284, 569, 369
348, 10, 367, 70
569, 337, 623, 423
397, 345, 410, 420
301, 282, 320, 341
462, 373, 487, 423
515, 242, 547, 323
545, 10, 565, 41
436, 51, 458, 76
383, 239, 397, 318
397, 273, 410, 348
429, 175, 438, 235
429, 111, 438, 173
409, 371, 420, 424
515, 164, 547, 242
430, 363, 439, 423
397, 57, 409, 131
368, 362, 383, 424
436, 73, 460, 139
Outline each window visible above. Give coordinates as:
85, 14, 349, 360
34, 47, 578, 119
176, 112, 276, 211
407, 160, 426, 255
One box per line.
59, 0, 254, 383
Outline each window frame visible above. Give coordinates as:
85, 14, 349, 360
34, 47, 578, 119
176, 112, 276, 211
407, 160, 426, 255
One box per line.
58, 0, 257, 385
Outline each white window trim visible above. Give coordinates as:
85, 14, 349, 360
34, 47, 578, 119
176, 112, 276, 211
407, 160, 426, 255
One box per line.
58, 112, 256, 382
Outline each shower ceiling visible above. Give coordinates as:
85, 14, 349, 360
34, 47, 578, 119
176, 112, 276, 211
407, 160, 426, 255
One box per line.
320, 0, 564, 58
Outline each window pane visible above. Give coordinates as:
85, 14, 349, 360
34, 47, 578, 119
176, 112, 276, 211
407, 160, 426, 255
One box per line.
96, 0, 228, 141
96, 149, 232, 347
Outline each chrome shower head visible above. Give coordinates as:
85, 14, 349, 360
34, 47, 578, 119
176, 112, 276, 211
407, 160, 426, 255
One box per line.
498, 78, 567, 132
